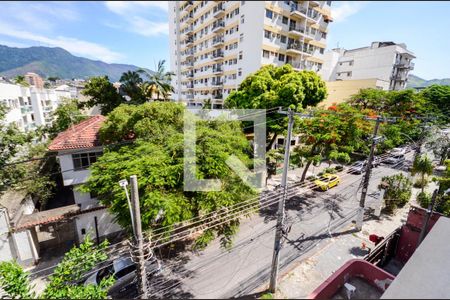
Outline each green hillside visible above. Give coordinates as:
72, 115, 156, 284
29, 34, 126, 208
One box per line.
0, 45, 149, 82
408, 74, 450, 88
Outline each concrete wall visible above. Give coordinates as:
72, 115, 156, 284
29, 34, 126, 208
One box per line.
57, 149, 102, 186
75, 209, 122, 243
0, 209, 15, 262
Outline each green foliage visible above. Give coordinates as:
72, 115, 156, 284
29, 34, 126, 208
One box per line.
417, 191, 431, 208
13, 75, 30, 87
260, 292, 274, 299
81, 76, 125, 115
225, 64, 327, 149
411, 155, 433, 192
47, 98, 88, 138
82, 102, 256, 246
420, 84, 450, 121
119, 70, 146, 103
0, 261, 35, 299
381, 173, 412, 214
138, 60, 174, 101
0, 236, 114, 299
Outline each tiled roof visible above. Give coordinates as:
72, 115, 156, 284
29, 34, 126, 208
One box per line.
48, 115, 106, 151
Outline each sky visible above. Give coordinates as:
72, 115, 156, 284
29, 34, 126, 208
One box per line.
0, 1, 449, 79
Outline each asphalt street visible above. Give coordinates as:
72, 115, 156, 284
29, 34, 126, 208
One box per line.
144, 151, 414, 299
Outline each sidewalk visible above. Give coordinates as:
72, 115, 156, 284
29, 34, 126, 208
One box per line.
274, 204, 410, 299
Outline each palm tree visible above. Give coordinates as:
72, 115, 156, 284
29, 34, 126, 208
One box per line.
411, 155, 433, 193
119, 71, 144, 103
14, 75, 29, 87
138, 60, 175, 101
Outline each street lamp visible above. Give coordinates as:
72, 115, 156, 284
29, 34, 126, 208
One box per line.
119, 179, 136, 235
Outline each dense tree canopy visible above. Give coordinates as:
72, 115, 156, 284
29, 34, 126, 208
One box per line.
225, 64, 327, 149
82, 102, 256, 248
420, 84, 450, 121
0, 236, 114, 299
81, 76, 125, 115
47, 98, 87, 138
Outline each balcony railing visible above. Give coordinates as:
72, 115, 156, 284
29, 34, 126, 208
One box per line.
213, 94, 223, 100
290, 4, 307, 15
211, 51, 224, 59
287, 43, 313, 54
186, 83, 194, 89
212, 37, 224, 46
307, 9, 320, 20
186, 72, 194, 78
186, 94, 194, 100
20, 107, 31, 114
213, 66, 223, 73
213, 4, 225, 17
289, 25, 306, 34
211, 81, 223, 86
186, 37, 194, 45
212, 21, 225, 32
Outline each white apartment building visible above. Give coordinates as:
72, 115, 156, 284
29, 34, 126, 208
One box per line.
169, 1, 333, 108
0, 82, 61, 132
319, 41, 416, 90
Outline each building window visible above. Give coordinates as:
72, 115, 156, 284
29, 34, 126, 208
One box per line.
282, 16, 288, 25
72, 151, 103, 171
264, 30, 271, 39
280, 35, 286, 43
265, 9, 273, 19
239, 51, 243, 59
240, 33, 244, 42
320, 48, 324, 54
349, 61, 354, 66
241, 15, 245, 23
347, 72, 352, 77
262, 50, 269, 58
278, 53, 285, 61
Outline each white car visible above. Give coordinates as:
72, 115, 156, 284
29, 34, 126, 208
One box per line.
384, 154, 406, 165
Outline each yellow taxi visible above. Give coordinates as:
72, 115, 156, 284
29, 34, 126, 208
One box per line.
314, 173, 341, 191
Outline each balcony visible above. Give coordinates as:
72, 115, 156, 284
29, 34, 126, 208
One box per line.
185, 61, 194, 68
212, 66, 223, 74
395, 61, 414, 70
287, 43, 312, 56
211, 80, 223, 87
391, 73, 408, 81
309, 1, 320, 7
211, 51, 224, 60
44, 106, 53, 112
212, 21, 225, 33
186, 71, 194, 78
186, 83, 194, 89
213, 94, 223, 100
307, 9, 320, 21
187, 12, 194, 23
185, 50, 194, 58
213, 4, 225, 18
186, 37, 194, 46
290, 4, 308, 18
289, 24, 306, 37
186, 94, 194, 100
186, 0, 193, 7
212, 37, 224, 47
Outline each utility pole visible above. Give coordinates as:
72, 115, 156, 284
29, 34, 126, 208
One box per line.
269, 108, 294, 293
356, 116, 383, 231
129, 175, 149, 298
418, 189, 438, 245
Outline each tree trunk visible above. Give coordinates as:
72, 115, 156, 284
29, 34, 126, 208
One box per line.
421, 173, 425, 194
266, 133, 278, 152
440, 147, 448, 165
300, 160, 313, 182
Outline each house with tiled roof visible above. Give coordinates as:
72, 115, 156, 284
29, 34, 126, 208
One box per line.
47, 116, 122, 243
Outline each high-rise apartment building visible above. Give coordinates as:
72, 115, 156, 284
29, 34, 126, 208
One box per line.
169, 1, 333, 108
319, 42, 416, 90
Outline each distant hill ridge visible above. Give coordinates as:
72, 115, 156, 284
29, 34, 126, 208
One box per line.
407, 74, 450, 88
0, 45, 150, 82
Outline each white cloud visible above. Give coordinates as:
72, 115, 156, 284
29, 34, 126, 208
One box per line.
0, 21, 123, 63
104, 1, 169, 36
332, 1, 367, 23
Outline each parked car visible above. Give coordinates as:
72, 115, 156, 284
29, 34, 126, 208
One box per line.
84, 255, 161, 296
384, 154, 405, 165
314, 173, 340, 191
349, 161, 366, 174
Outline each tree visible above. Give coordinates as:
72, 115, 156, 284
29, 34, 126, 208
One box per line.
138, 60, 175, 101
294, 104, 371, 181
411, 155, 433, 192
119, 71, 146, 103
225, 64, 327, 150
13, 75, 29, 87
424, 126, 450, 165
380, 173, 412, 213
0, 104, 28, 191
47, 98, 88, 138
47, 76, 60, 83
420, 84, 450, 121
81, 76, 125, 115
81, 102, 256, 248
0, 235, 114, 299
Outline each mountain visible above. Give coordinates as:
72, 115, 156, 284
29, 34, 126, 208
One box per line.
407, 74, 450, 88
0, 45, 149, 82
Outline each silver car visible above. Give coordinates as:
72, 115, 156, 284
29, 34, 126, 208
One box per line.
85, 256, 161, 296
384, 154, 405, 165
349, 161, 366, 174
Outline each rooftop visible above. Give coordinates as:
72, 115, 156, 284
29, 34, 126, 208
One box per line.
48, 115, 106, 151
